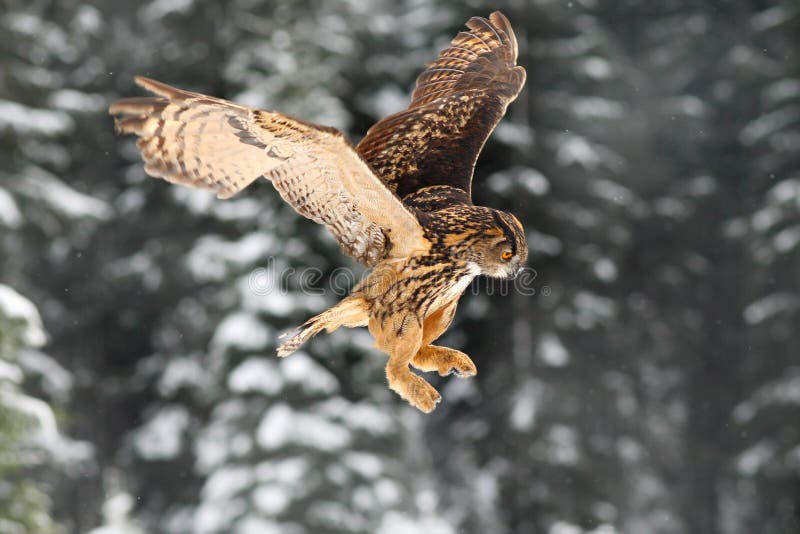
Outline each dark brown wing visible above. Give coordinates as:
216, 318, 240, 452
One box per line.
109, 77, 429, 266
356, 11, 526, 201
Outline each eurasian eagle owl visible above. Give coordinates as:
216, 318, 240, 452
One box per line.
110, 11, 527, 412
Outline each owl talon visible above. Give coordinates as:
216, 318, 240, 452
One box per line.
405, 375, 442, 413
442, 354, 477, 378
387, 369, 442, 413
411, 345, 477, 378
444, 361, 477, 378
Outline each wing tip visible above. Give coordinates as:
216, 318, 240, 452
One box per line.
108, 96, 167, 115
490, 11, 519, 61
111, 115, 146, 135
489, 11, 511, 26
109, 76, 186, 118
133, 75, 153, 87
462, 11, 519, 63
133, 76, 191, 100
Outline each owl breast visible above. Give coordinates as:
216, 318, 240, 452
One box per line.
357, 258, 478, 321
423, 261, 481, 318
442, 262, 480, 300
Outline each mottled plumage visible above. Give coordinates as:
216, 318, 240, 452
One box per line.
357, 11, 526, 198
109, 78, 427, 266
109, 11, 527, 412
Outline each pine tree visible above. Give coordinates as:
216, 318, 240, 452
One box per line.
0, 284, 90, 534
2, 1, 798, 532
723, 3, 800, 532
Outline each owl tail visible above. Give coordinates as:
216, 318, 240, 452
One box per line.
276, 295, 369, 357
276, 316, 326, 357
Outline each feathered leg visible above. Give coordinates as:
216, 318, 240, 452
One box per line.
370, 313, 441, 413
410, 300, 476, 377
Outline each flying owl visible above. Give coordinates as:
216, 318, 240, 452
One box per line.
109, 11, 527, 413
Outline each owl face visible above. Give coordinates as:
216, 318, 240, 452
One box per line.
473, 210, 528, 279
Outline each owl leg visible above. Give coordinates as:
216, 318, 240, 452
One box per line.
412, 346, 477, 378
410, 300, 477, 378
276, 295, 368, 357
370, 314, 442, 413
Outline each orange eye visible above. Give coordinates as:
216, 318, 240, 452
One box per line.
501, 250, 513, 261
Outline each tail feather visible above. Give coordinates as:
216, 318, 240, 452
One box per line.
276, 317, 324, 357
276, 295, 369, 357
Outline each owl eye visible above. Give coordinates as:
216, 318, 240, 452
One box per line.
501, 250, 514, 261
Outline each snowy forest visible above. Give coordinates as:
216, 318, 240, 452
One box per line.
1, 0, 799, 533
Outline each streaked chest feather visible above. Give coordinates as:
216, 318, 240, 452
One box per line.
359, 259, 479, 319
441, 262, 480, 301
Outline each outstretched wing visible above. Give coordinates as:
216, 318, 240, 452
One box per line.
109, 77, 428, 266
357, 11, 526, 201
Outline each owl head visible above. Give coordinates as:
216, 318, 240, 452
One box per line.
469, 209, 528, 279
